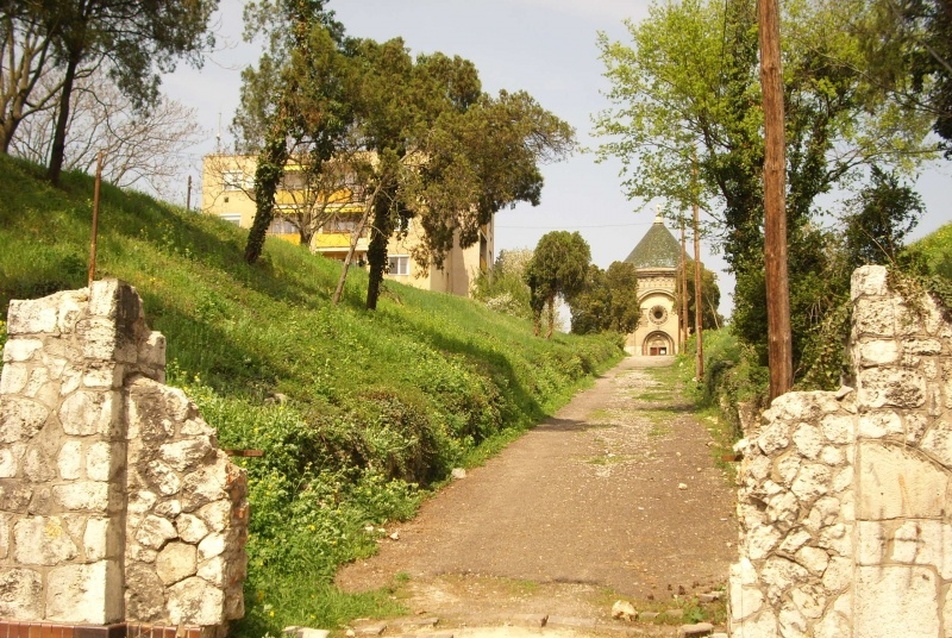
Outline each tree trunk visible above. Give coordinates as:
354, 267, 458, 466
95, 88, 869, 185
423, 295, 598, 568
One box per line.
332, 202, 372, 306
545, 296, 555, 339
244, 132, 289, 264
47, 51, 81, 185
365, 183, 394, 310
758, 0, 793, 399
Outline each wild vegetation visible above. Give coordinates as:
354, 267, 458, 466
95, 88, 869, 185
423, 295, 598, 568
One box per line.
0, 154, 622, 636
595, 0, 945, 384
680, 221, 952, 442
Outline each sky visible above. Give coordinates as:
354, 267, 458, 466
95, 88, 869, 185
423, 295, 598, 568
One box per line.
161, 0, 952, 319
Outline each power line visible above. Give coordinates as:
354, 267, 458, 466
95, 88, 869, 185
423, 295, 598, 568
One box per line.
496, 221, 652, 230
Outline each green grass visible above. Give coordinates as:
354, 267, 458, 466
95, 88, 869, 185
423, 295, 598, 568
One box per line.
0, 155, 623, 636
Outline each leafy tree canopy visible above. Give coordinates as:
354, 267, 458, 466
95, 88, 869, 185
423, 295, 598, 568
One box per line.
594, 0, 936, 378
526, 231, 591, 338
0, 0, 219, 182
236, 5, 575, 311
571, 261, 641, 335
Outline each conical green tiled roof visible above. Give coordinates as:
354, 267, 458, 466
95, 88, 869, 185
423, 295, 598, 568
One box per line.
624, 217, 681, 269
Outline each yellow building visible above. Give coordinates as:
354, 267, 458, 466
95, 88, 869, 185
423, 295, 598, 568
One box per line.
623, 216, 684, 356
201, 154, 493, 296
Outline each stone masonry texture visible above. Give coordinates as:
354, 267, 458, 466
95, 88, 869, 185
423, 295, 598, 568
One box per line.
730, 266, 952, 637
0, 280, 247, 634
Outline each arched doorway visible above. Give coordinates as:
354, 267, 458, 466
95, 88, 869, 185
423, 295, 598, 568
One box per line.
642, 331, 674, 356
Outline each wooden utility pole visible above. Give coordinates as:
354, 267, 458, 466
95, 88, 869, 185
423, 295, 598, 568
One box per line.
186, 175, 192, 212
679, 216, 689, 352
758, 0, 793, 399
693, 190, 704, 379
88, 151, 104, 287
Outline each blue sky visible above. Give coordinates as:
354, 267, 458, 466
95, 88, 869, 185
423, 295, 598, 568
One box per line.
162, 0, 951, 318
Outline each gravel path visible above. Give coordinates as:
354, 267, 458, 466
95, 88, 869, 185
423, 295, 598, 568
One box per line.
335, 356, 738, 634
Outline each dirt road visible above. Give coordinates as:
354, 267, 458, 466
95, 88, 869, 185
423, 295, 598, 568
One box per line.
336, 356, 737, 634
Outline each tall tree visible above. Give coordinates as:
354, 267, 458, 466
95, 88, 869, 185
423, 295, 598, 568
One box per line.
844, 165, 925, 265
235, 0, 350, 265
10, 70, 202, 195
236, 16, 574, 310
570, 260, 641, 335
2, 0, 218, 184
595, 0, 935, 378
858, 0, 952, 157
525, 231, 591, 338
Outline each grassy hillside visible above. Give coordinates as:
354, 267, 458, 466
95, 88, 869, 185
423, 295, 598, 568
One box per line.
0, 155, 622, 635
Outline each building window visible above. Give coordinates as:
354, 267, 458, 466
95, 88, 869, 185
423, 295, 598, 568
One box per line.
219, 213, 241, 225
268, 216, 298, 235
222, 170, 248, 191
324, 215, 362, 234
388, 255, 409, 276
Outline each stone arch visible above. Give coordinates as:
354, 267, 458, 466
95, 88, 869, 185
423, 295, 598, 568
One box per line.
642, 330, 674, 356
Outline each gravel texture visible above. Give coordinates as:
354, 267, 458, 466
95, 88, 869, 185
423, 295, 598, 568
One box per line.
335, 356, 738, 635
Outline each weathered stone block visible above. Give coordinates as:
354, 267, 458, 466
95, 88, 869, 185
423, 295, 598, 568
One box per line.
821, 556, 851, 592
167, 577, 224, 626
85, 441, 120, 482
82, 517, 119, 562
197, 532, 225, 560
127, 379, 190, 440
795, 545, 829, 576
22, 448, 55, 482
858, 339, 900, 367
13, 517, 79, 565
141, 460, 182, 496
857, 442, 950, 520
0, 567, 43, 618
0, 483, 33, 511
58, 440, 83, 480
820, 413, 853, 445
176, 513, 209, 543
792, 423, 823, 459
181, 465, 228, 512
53, 481, 110, 512
760, 557, 809, 606
920, 426, 952, 469
47, 560, 123, 624
0, 362, 29, 395
7, 297, 59, 335
852, 265, 889, 299
159, 437, 215, 473
156, 541, 197, 585
857, 368, 927, 409
78, 317, 120, 361
197, 554, 229, 587
790, 463, 831, 505
59, 390, 118, 437
125, 563, 166, 623
858, 410, 903, 439
134, 515, 177, 550
1, 396, 50, 443
855, 565, 940, 638
82, 363, 124, 389
853, 299, 897, 335
155, 499, 182, 519
0, 446, 20, 479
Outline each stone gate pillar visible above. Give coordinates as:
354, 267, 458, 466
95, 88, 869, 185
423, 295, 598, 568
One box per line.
0, 280, 247, 637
